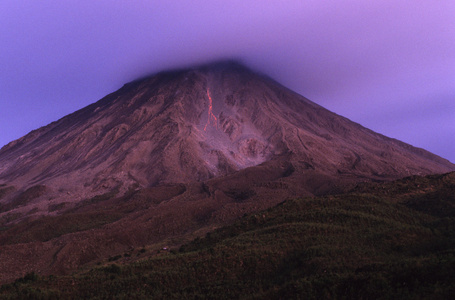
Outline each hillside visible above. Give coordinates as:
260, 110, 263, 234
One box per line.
2, 172, 454, 299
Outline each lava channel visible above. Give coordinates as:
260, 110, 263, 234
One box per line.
204, 89, 218, 131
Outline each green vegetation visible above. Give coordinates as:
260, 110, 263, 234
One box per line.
1, 172, 455, 299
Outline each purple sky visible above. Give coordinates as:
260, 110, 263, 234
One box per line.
1, 1, 454, 163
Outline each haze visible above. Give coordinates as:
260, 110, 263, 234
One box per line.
1, 1, 454, 162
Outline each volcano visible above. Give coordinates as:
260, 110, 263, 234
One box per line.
1, 61, 453, 193
0, 61, 454, 282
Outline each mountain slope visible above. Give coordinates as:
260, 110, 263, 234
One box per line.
0, 61, 454, 282
2, 172, 454, 299
0, 61, 453, 200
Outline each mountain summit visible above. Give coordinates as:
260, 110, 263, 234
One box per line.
0, 61, 454, 281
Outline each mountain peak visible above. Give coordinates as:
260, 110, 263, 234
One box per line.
129, 59, 251, 84
197, 59, 248, 71
0, 62, 454, 282
179, 59, 251, 73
